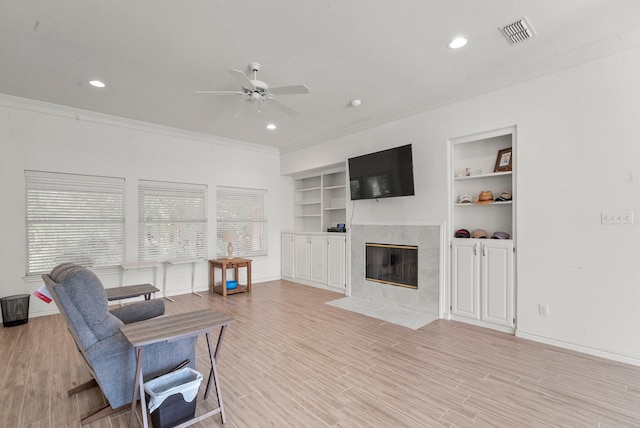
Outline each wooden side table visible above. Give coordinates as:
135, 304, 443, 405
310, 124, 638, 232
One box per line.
209, 258, 252, 296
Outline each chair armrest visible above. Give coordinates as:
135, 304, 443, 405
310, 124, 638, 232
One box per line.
110, 299, 165, 324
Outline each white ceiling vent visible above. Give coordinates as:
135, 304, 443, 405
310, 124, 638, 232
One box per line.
500, 16, 536, 45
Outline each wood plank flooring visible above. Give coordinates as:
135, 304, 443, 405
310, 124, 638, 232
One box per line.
1, 279, 639, 427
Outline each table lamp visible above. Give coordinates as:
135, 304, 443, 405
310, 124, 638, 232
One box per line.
223, 231, 238, 259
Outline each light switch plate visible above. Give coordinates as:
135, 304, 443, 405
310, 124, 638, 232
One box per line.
601, 211, 634, 224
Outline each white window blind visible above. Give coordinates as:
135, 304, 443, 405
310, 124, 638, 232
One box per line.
25, 170, 125, 275
138, 180, 207, 261
216, 186, 267, 258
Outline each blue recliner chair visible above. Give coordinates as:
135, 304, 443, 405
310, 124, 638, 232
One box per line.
43, 263, 197, 425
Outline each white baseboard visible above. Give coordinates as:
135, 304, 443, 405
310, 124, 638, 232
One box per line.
448, 314, 515, 334
516, 331, 640, 367
280, 276, 346, 294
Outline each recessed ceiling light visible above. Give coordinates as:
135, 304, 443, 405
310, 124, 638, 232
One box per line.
349, 99, 362, 107
266, 123, 276, 130
448, 37, 468, 49
89, 80, 106, 88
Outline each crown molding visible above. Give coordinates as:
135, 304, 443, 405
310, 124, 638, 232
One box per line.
281, 27, 640, 154
0, 94, 280, 156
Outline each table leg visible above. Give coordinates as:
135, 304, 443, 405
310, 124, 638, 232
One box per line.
129, 347, 147, 428
162, 263, 175, 302
204, 325, 228, 397
213, 324, 228, 360
221, 266, 227, 297
247, 262, 252, 293
209, 262, 214, 293
204, 329, 227, 424
191, 261, 203, 298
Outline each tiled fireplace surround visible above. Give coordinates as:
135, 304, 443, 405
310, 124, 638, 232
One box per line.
349, 223, 440, 317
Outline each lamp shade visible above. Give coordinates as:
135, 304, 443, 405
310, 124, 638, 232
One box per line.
223, 231, 238, 243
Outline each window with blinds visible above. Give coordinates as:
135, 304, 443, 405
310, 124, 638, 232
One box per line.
138, 180, 207, 261
25, 170, 125, 276
216, 186, 267, 258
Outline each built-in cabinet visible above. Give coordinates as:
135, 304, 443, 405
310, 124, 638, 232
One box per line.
326, 234, 346, 289
281, 232, 346, 293
281, 233, 295, 278
449, 126, 516, 333
294, 169, 346, 232
451, 240, 514, 331
294, 234, 327, 284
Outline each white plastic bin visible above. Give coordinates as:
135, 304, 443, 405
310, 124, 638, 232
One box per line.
144, 367, 203, 428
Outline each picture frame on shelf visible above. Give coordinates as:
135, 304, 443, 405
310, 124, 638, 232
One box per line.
494, 148, 512, 172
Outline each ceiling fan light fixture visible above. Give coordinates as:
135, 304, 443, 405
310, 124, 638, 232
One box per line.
448, 37, 467, 49
194, 62, 309, 118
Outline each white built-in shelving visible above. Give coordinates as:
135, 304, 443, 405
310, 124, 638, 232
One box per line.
449, 126, 517, 333
294, 169, 346, 232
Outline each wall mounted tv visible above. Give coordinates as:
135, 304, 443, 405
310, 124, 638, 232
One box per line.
348, 144, 415, 201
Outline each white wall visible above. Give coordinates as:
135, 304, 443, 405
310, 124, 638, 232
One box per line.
0, 96, 293, 318
281, 47, 640, 365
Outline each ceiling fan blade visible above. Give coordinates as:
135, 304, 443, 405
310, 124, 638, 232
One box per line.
266, 96, 300, 116
193, 90, 243, 95
227, 69, 255, 90
268, 84, 310, 96
234, 99, 255, 119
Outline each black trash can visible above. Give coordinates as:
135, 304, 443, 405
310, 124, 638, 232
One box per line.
144, 367, 202, 428
1, 294, 30, 327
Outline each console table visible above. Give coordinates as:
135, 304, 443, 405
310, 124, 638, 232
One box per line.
105, 283, 158, 301
163, 258, 203, 302
120, 309, 234, 428
209, 258, 252, 296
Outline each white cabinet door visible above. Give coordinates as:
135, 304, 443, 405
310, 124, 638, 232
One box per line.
481, 241, 514, 328
288, 232, 346, 292
451, 241, 480, 319
309, 235, 327, 284
327, 235, 346, 290
294, 235, 311, 280
281, 233, 295, 278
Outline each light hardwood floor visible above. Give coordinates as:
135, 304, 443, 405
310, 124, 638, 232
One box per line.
1, 279, 639, 427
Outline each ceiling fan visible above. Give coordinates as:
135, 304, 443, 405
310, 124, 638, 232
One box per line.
194, 62, 309, 118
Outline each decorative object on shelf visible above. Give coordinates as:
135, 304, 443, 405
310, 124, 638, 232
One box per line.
456, 168, 471, 177
491, 231, 511, 239
494, 190, 512, 202
471, 229, 488, 238
454, 228, 471, 238
476, 190, 494, 204
459, 195, 473, 204
226, 280, 238, 290
494, 147, 513, 172
223, 231, 238, 259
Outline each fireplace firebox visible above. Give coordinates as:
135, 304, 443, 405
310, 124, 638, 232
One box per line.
365, 243, 418, 288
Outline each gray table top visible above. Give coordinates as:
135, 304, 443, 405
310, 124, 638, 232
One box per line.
119, 309, 234, 347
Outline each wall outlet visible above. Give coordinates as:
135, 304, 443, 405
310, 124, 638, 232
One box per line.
538, 304, 549, 316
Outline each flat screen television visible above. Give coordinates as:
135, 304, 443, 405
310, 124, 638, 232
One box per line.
348, 144, 415, 200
